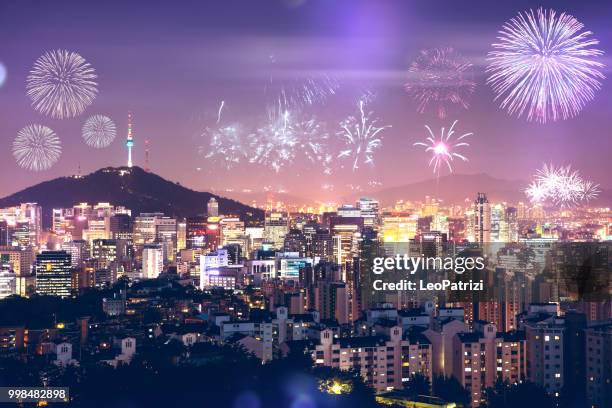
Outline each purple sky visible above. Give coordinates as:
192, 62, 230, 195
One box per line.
1, 0, 611, 201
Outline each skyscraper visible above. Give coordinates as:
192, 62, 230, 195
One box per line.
126, 111, 134, 168
474, 192, 491, 243
142, 244, 163, 279
207, 197, 219, 217
35, 251, 72, 298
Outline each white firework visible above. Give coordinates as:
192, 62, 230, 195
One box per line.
337, 99, 391, 171
13, 124, 62, 171
26, 50, 98, 119
526, 164, 599, 206
82, 115, 116, 148
291, 117, 333, 174
265, 53, 339, 116
487, 8, 605, 123
249, 111, 298, 172
203, 124, 248, 169
413, 120, 471, 176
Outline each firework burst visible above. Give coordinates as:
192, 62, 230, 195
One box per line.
487, 8, 605, 123
265, 54, 339, 116
337, 99, 391, 171
249, 111, 298, 172
82, 115, 116, 148
405, 47, 476, 118
13, 124, 62, 171
414, 120, 471, 176
26, 50, 98, 119
525, 164, 599, 206
202, 124, 248, 169
291, 117, 333, 174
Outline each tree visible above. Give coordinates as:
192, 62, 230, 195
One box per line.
432, 375, 470, 407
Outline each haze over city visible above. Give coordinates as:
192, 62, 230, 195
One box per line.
1, 0, 611, 202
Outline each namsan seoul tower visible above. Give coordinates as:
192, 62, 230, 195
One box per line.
126, 111, 134, 167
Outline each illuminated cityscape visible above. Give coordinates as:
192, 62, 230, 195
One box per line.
0, 1, 610, 407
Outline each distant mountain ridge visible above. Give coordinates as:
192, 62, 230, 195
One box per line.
340, 173, 612, 206
0, 166, 263, 227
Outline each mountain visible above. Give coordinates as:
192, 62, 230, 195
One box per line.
343, 173, 612, 207
0, 166, 263, 227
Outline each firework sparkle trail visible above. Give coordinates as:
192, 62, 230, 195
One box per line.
414, 120, 471, 176
487, 8, 605, 123
405, 47, 476, 118
525, 164, 600, 206
26, 50, 98, 119
249, 111, 298, 173
265, 54, 339, 118
337, 99, 391, 172
13, 124, 62, 171
82, 115, 116, 148
203, 124, 248, 170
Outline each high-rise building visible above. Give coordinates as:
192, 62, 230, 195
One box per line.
585, 322, 612, 408
35, 251, 72, 298
155, 217, 177, 261
357, 197, 380, 229
186, 216, 207, 249
525, 315, 565, 396
314, 281, 349, 324
207, 197, 219, 217
473, 193, 491, 243
264, 212, 289, 250
91, 239, 118, 271
134, 213, 163, 245
0, 268, 16, 299
142, 244, 163, 279
452, 323, 527, 407
110, 214, 133, 240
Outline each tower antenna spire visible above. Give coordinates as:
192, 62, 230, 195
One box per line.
126, 111, 134, 168
145, 139, 150, 172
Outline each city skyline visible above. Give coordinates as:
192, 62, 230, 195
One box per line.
1, 0, 612, 200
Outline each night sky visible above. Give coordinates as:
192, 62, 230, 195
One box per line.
1, 0, 611, 201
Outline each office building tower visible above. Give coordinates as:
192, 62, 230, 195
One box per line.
142, 244, 163, 279
220, 217, 245, 248
207, 197, 219, 217
473, 193, 491, 243
134, 213, 163, 245
35, 251, 72, 298
264, 212, 289, 250
91, 239, 118, 271
186, 216, 207, 249
109, 214, 133, 240
0, 269, 16, 299
177, 220, 187, 251
200, 249, 229, 289
357, 197, 380, 228
155, 217, 177, 261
